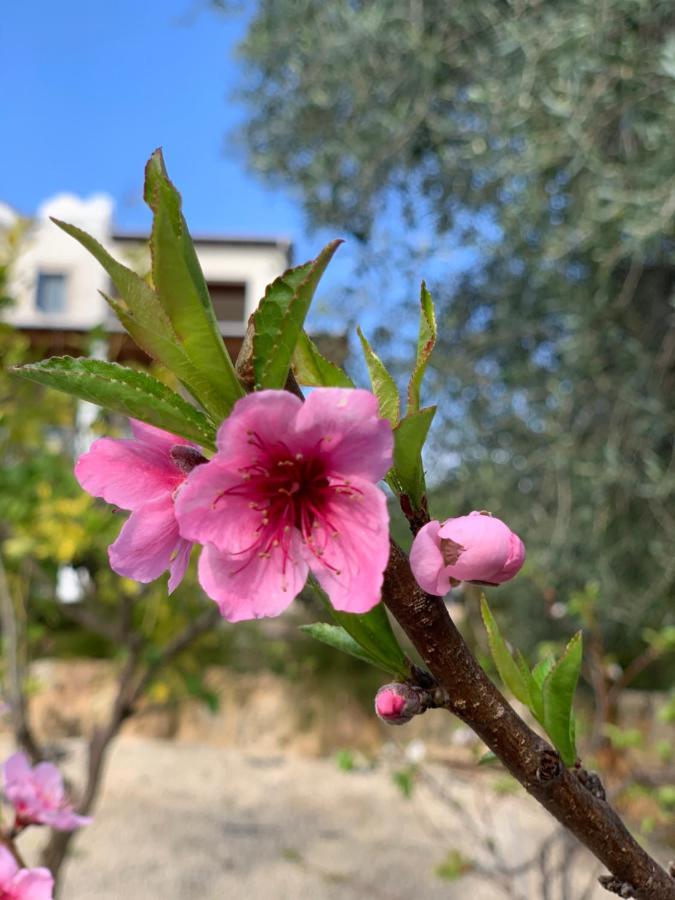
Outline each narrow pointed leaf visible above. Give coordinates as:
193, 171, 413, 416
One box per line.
13, 357, 216, 449
542, 632, 583, 766
532, 656, 555, 688
144, 149, 244, 417
253, 240, 342, 389
357, 327, 399, 425
392, 406, 436, 509
480, 596, 530, 705
300, 623, 399, 673
52, 218, 227, 420
293, 331, 354, 387
407, 282, 437, 415
515, 649, 544, 723
309, 577, 408, 677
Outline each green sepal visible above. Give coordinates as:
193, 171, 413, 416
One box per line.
357, 326, 399, 425
253, 240, 342, 389
542, 631, 583, 767
391, 406, 436, 509
480, 596, 530, 706
13, 357, 217, 449
292, 331, 354, 387
144, 149, 244, 418
407, 281, 437, 415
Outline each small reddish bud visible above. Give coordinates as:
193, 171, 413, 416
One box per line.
374, 683, 426, 726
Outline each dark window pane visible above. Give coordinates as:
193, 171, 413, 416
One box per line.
36, 273, 67, 313
207, 282, 246, 322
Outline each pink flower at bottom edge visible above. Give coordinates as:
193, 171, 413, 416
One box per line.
75, 419, 205, 592
410, 511, 525, 596
176, 388, 393, 621
2, 752, 92, 832
0, 848, 54, 900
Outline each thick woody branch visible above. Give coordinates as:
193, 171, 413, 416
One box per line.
382, 540, 675, 900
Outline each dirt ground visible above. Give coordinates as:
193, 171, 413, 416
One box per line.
5, 736, 608, 899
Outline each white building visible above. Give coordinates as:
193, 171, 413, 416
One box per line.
2, 193, 292, 361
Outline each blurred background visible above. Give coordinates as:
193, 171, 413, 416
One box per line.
1, 1, 674, 897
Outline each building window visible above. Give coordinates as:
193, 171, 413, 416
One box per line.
207, 282, 246, 322
36, 272, 67, 313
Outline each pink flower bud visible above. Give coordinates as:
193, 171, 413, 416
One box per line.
410, 511, 525, 596
374, 683, 425, 725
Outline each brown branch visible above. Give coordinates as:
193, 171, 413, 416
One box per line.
382, 540, 675, 899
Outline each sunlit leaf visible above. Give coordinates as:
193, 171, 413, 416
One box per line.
542, 631, 583, 766
407, 281, 437, 415
292, 330, 354, 387
480, 596, 530, 705
391, 406, 436, 509
357, 326, 399, 425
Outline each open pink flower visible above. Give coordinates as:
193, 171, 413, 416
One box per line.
410, 511, 525, 595
75, 420, 206, 592
0, 848, 53, 900
2, 752, 91, 831
176, 388, 393, 621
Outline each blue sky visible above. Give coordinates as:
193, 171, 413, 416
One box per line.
1, 1, 309, 245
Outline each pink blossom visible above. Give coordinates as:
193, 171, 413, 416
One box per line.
175, 388, 393, 621
0, 848, 53, 900
374, 684, 425, 725
2, 752, 92, 831
410, 511, 525, 595
75, 420, 206, 592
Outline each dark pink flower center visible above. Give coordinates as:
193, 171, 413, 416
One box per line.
217, 430, 362, 579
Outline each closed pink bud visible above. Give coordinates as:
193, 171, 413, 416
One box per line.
374, 683, 425, 725
410, 511, 525, 596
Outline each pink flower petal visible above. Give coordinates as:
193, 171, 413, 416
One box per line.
75, 437, 181, 510
108, 498, 182, 584
3, 752, 31, 786
198, 539, 308, 622
215, 390, 303, 461
0, 847, 19, 884
168, 539, 193, 594
11, 868, 54, 900
409, 520, 453, 596
130, 419, 191, 451
306, 479, 390, 613
31, 763, 64, 806
295, 388, 393, 481
175, 459, 262, 553
438, 513, 512, 583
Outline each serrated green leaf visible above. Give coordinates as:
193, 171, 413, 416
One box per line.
357, 327, 399, 425
309, 576, 409, 677
515, 649, 544, 723
253, 240, 342, 389
542, 631, 583, 766
299, 623, 389, 671
292, 331, 354, 387
13, 357, 216, 449
391, 406, 436, 509
144, 149, 244, 418
532, 656, 555, 688
407, 281, 437, 415
480, 596, 530, 705
51, 217, 231, 422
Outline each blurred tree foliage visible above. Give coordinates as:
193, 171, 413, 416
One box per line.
236, 0, 675, 670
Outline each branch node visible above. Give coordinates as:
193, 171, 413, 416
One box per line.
599, 875, 637, 898
575, 765, 607, 801
535, 749, 563, 783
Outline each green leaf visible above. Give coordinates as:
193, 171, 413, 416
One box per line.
51, 218, 232, 422
253, 240, 342, 389
357, 327, 400, 425
542, 631, 583, 766
309, 577, 409, 677
13, 357, 217, 449
407, 281, 437, 415
480, 596, 530, 706
532, 656, 555, 688
515, 649, 544, 723
391, 406, 436, 509
300, 623, 392, 671
144, 149, 244, 418
478, 751, 499, 766
292, 331, 354, 387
